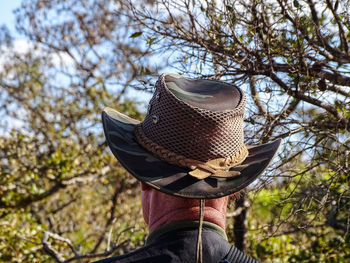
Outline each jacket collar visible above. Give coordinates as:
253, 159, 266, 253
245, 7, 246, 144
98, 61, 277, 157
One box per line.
146, 220, 228, 244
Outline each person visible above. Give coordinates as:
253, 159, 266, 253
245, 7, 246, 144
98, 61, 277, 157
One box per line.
95, 73, 281, 263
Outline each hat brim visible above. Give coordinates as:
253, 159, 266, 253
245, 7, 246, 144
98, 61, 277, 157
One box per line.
102, 107, 282, 199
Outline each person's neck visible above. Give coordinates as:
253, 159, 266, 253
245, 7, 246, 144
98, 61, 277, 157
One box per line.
147, 204, 227, 233
141, 185, 229, 233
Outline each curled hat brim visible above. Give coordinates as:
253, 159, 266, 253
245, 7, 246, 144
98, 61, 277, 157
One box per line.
102, 107, 282, 199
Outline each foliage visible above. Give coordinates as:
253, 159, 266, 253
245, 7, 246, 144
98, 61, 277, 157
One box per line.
0, 0, 152, 261
247, 174, 350, 262
127, 0, 350, 260
0, 0, 349, 262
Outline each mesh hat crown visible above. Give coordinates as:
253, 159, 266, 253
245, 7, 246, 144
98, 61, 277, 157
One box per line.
101, 73, 282, 198
134, 74, 249, 179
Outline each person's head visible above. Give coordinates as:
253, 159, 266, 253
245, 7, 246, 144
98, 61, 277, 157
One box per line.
141, 182, 229, 232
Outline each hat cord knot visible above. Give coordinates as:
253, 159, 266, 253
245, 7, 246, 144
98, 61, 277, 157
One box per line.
134, 125, 248, 180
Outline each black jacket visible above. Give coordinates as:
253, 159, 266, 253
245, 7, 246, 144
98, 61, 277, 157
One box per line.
93, 222, 258, 263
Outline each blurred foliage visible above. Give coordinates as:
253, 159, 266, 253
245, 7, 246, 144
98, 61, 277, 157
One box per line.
0, 0, 152, 262
247, 170, 350, 262
0, 0, 350, 262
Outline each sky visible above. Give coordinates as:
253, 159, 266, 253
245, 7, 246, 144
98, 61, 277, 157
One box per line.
0, 0, 22, 36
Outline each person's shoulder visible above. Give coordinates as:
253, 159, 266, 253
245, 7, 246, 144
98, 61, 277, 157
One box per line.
90, 243, 176, 263
221, 246, 260, 263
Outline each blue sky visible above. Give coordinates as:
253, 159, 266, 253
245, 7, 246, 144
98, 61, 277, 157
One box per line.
0, 0, 22, 35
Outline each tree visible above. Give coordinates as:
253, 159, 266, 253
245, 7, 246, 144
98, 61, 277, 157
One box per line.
126, 0, 350, 261
0, 0, 349, 262
0, 0, 160, 262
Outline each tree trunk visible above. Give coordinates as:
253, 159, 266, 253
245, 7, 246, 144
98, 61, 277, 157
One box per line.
233, 193, 249, 251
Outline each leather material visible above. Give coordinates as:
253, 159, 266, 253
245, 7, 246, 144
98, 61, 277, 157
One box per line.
92, 227, 259, 263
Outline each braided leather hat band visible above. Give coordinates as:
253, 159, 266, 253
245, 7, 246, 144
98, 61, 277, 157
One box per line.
134, 124, 248, 180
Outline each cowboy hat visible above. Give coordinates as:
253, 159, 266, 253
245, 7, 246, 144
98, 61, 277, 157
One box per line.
102, 73, 281, 199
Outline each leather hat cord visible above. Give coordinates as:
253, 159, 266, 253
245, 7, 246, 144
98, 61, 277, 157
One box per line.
196, 199, 205, 263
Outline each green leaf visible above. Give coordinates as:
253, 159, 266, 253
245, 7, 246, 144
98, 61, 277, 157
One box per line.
129, 32, 143, 38
147, 37, 156, 45
293, 0, 300, 7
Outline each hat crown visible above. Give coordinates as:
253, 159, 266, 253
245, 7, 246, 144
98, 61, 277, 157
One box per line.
164, 74, 242, 111
140, 74, 246, 162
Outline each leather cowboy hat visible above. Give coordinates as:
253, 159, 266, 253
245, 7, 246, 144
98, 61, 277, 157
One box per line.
102, 73, 281, 199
